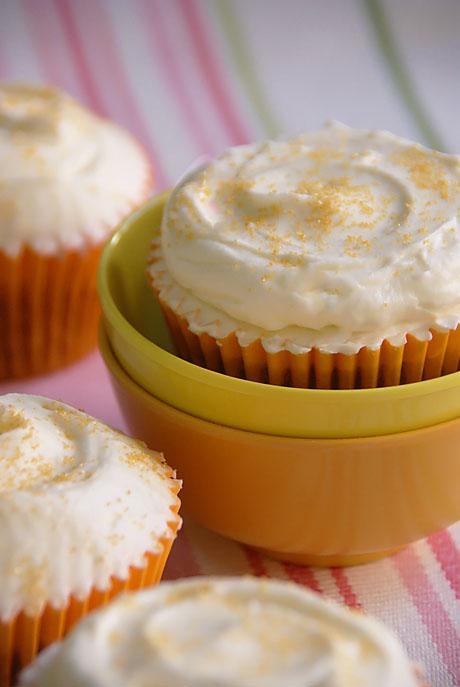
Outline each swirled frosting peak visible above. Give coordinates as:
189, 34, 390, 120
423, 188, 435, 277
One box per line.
150, 122, 460, 353
20, 577, 418, 687
0, 394, 180, 620
0, 83, 152, 256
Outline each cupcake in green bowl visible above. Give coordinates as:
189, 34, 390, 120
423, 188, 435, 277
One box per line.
148, 122, 460, 389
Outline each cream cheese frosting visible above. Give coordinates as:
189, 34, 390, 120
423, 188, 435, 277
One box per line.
149, 122, 460, 354
0, 394, 180, 620
0, 83, 152, 256
20, 577, 418, 687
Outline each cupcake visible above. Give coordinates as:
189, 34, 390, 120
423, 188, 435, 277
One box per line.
0, 84, 153, 380
20, 577, 423, 686
0, 394, 180, 686
148, 122, 460, 388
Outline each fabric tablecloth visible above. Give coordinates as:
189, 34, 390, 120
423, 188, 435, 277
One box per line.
0, 1, 459, 684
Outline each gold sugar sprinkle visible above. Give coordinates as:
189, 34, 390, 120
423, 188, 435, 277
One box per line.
344, 235, 371, 257
295, 176, 378, 234
392, 146, 451, 199
399, 233, 412, 245
0, 406, 27, 434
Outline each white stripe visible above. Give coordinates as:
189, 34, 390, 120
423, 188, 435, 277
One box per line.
226, 0, 416, 139
314, 570, 345, 604
183, 521, 254, 575
448, 522, 460, 548
263, 557, 290, 579
383, 0, 460, 152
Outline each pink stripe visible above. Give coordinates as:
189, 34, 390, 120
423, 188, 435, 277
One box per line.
394, 547, 460, 682
51, 0, 105, 114
52, 0, 167, 188
331, 568, 361, 609
139, 0, 215, 155
163, 532, 202, 580
428, 530, 460, 601
180, 0, 251, 145
283, 563, 323, 594
20, 0, 80, 96
244, 547, 269, 577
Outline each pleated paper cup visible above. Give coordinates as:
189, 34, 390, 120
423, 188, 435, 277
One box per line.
0, 245, 104, 380
0, 496, 180, 687
0, 160, 153, 381
157, 298, 460, 389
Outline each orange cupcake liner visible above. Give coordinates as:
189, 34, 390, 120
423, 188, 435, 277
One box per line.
0, 245, 104, 380
158, 298, 460, 389
0, 499, 180, 687
0, 163, 154, 382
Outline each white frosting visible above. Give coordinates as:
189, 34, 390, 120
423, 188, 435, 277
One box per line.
149, 122, 460, 354
0, 84, 152, 256
20, 577, 418, 687
0, 394, 180, 620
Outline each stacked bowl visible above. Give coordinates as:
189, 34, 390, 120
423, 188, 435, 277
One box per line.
98, 194, 460, 566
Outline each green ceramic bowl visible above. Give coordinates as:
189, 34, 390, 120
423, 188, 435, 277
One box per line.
98, 194, 460, 438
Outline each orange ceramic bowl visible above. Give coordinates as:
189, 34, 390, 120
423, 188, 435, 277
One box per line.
100, 326, 460, 566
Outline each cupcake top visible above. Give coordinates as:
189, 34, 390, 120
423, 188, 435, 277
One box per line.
149, 122, 460, 354
0, 394, 180, 620
0, 83, 152, 256
20, 577, 418, 687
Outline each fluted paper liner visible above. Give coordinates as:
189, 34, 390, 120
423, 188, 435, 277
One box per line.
0, 164, 154, 382
0, 246, 103, 380
0, 496, 180, 686
157, 298, 460, 389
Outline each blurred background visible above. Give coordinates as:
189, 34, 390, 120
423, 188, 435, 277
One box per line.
1, 0, 459, 190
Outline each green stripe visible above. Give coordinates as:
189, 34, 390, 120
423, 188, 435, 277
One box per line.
213, 0, 280, 137
363, 0, 446, 151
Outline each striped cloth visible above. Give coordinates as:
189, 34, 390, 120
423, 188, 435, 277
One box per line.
0, 1, 459, 684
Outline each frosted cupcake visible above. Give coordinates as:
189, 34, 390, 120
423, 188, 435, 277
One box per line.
20, 577, 423, 686
0, 83, 153, 379
0, 394, 180, 686
148, 122, 460, 388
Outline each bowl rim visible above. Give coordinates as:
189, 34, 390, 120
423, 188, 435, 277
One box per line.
100, 323, 460, 443
98, 193, 460, 401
